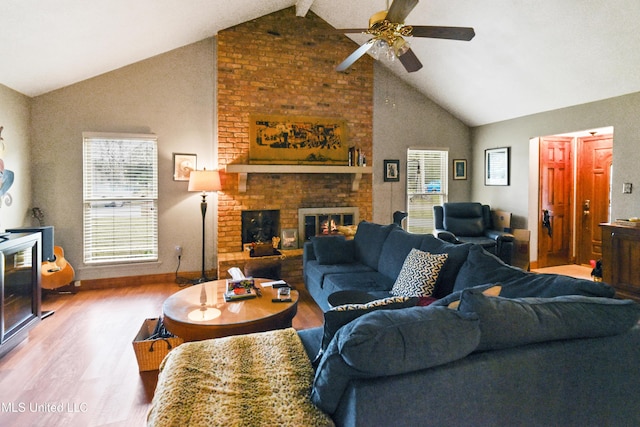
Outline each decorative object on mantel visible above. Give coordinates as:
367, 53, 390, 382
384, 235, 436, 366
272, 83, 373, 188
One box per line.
249, 114, 349, 165
173, 153, 197, 181
188, 169, 221, 284
349, 146, 366, 166
383, 159, 400, 182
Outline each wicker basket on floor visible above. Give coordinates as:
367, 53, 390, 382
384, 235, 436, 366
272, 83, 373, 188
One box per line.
133, 318, 184, 372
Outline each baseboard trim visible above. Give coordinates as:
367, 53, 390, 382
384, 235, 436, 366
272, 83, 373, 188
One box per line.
78, 270, 217, 290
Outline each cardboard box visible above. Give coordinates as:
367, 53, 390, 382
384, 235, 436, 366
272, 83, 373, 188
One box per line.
512, 229, 531, 271
492, 210, 512, 232
132, 318, 183, 371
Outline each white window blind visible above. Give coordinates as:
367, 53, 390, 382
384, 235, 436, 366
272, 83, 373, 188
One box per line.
82, 132, 158, 264
406, 149, 448, 233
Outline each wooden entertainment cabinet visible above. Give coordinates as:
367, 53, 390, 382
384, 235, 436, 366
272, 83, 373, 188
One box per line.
600, 222, 640, 301
0, 232, 42, 358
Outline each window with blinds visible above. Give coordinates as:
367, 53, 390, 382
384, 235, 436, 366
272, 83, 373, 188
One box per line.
82, 132, 158, 264
406, 149, 448, 233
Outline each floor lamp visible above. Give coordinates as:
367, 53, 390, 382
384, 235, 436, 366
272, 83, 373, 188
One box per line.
188, 169, 221, 284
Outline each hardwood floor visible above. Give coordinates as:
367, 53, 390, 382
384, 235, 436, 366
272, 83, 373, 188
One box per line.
0, 280, 324, 427
532, 264, 593, 280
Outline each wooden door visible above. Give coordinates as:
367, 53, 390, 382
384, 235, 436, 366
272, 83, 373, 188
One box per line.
576, 135, 613, 265
538, 136, 573, 267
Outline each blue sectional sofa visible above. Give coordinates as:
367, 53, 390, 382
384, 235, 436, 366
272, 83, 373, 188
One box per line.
300, 221, 640, 426
304, 221, 475, 311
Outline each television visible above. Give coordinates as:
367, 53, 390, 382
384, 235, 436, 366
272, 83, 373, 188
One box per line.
6, 226, 54, 262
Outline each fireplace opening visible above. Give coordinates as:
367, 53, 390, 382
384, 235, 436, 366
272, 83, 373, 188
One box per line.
298, 207, 359, 244
241, 210, 280, 249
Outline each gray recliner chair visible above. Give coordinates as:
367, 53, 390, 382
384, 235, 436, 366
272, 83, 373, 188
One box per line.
433, 202, 515, 265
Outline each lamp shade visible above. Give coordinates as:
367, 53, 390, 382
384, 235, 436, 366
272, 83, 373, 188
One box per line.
188, 169, 221, 192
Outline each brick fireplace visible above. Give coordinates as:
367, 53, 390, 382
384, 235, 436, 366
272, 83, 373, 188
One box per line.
216, 8, 374, 255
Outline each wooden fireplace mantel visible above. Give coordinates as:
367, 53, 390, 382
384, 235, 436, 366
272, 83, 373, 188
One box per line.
225, 164, 372, 193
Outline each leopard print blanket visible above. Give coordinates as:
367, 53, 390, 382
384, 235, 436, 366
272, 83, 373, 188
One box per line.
147, 328, 333, 427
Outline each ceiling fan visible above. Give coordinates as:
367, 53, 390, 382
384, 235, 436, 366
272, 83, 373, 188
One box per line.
335, 0, 475, 73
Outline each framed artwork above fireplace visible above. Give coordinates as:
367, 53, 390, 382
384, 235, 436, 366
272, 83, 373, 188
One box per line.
248, 114, 349, 165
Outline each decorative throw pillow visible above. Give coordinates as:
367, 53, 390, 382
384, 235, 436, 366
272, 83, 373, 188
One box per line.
447, 284, 502, 309
312, 296, 417, 367
453, 245, 527, 292
391, 248, 448, 297
310, 235, 355, 265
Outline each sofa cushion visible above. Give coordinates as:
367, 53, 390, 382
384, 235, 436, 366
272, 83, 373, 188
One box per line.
377, 228, 428, 280
310, 235, 355, 265
353, 221, 398, 270
311, 306, 480, 414
447, 284, 502, 309
304, 260, 374, 287
457, 288, 640, 351
420, 236, 473, 298
498, 273, 616, 298
321, 271, 396, 295
391, 249, 448, 297
313, 296, 417, 365
453, 244, 527, 292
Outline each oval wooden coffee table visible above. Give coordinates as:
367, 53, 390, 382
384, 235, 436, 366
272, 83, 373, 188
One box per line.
162, 278, 298, 342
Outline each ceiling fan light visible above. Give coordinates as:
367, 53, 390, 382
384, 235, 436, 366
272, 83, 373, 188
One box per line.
386, 46, 396, 62
394, 38, 411, 57
370, 38, 387, 60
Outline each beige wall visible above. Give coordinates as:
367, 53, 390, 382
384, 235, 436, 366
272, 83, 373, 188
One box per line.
372, 65, 471, 224
471, 92, 640, 262
30, 39, 216, 280
0, 84, 31, 230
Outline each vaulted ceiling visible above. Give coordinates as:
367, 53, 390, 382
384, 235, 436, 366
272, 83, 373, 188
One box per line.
2, 0, 639, 126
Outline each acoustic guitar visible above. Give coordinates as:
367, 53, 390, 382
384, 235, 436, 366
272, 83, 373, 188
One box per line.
41, 245, 75, 290
32, 207, 75, 290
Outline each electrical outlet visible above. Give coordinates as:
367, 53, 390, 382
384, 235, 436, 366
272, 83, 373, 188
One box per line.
175, 246, 183, 257
623, 183, 633, 194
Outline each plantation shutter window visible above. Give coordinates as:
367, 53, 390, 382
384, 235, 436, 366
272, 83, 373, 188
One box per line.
83, 132, 158, 264
406, 149, 448, 233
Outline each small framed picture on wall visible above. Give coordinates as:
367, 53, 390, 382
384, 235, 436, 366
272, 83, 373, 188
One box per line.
453, 159, 467, 180
384, 159, 400, 182
173, 153, 197, 181
485, 147, 510, 186
281, 229, 298, 250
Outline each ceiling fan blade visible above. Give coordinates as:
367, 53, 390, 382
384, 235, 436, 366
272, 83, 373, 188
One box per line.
411, 26, 475, 41
386, 0, 419, 24
339, 28, 370, 34
324, 28, 370, 34
398, 48, 423, 72
336, 40, 374, 72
